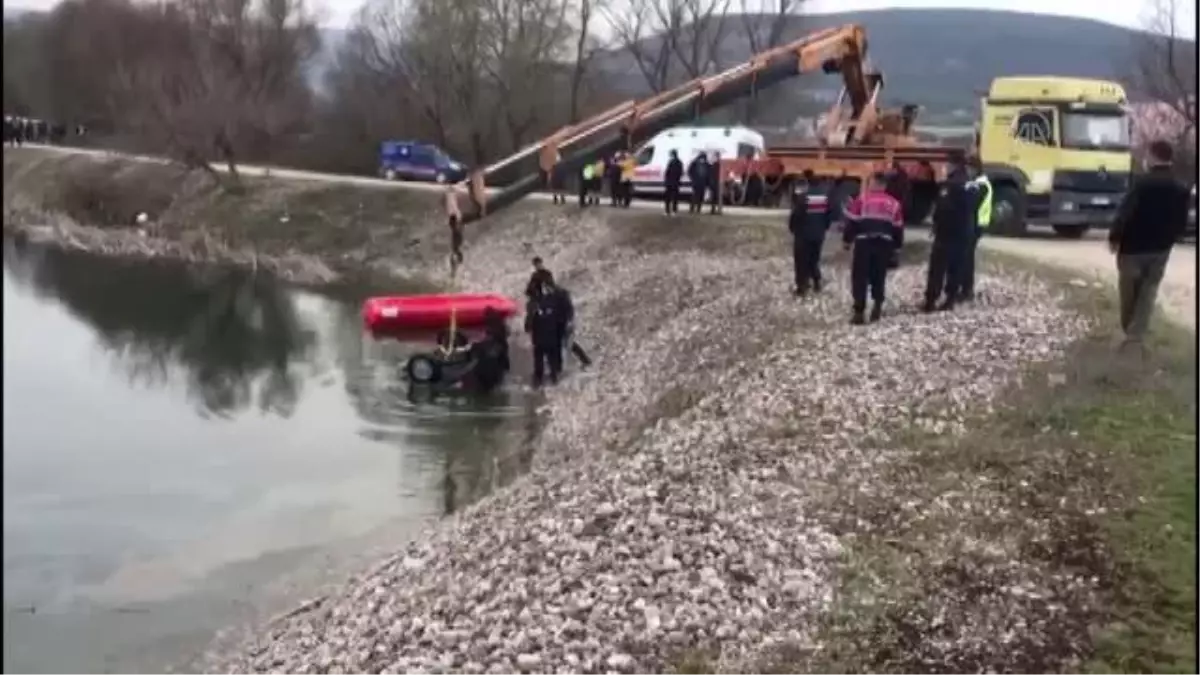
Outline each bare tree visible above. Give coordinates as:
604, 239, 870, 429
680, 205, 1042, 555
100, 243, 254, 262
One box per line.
603, 0, 731, 93
1129, 0, 1197, 166
111, 0, 320, 186
565, 0, 608, 123
737, 0, 803, 122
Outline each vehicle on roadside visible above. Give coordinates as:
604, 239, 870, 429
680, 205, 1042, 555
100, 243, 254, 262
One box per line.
1187, 183, 1197, 239
630, 126, 764, 197
378, 141, 467, 184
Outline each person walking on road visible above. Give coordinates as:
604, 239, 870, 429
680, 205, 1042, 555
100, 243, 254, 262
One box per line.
664, 150, 684, 216
788, 170, 830, 296
956, 155, 992, 301
842, 171, 905, 324
922, 151, 979, 313
1109, 139, 1191, 350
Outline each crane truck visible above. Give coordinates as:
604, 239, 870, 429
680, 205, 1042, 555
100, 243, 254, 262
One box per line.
456, 24, 1132, 240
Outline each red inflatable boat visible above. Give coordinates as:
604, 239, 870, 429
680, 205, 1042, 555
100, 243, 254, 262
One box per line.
362, 293, 519, 333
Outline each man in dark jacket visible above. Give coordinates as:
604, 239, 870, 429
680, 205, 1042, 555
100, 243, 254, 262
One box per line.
708, 151, 724, 214
923, 151, 979, 312
525, 280, 565, 386
1109, 139, 1191, 347
842, 171, 905, 324
664, 150, 684, 216
788, 170, 830, 296
687, 153, 709, 214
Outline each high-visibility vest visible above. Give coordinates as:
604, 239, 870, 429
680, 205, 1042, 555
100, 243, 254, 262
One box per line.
582, 164, 594, 180
971, 174, 993, 228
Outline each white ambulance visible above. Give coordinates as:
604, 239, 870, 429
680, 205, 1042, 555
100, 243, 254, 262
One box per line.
630, 126, 766, 196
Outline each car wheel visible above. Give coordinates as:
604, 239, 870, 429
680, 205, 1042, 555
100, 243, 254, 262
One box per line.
405, 353, 442, 384
1053, 224, 1089, 239
435, 172, 447, 184
384, 169, 397, 181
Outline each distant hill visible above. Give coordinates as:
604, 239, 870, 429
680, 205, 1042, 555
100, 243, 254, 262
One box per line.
595, 8, 1185, 123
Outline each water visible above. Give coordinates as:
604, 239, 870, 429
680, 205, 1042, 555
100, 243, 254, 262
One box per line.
1, 241, 536, 673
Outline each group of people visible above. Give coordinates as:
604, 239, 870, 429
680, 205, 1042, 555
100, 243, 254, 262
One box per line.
3, 115, 83, 146
566, 153, 637, 208
661, 149, 725, 216
788, 149, 993, 325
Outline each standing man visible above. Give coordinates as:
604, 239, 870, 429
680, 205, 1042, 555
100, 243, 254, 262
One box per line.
957, 155, 992, 301
443, 184, 464, 270
687, 152, 709, 214
842, 171, 905, 324
788, 170, 830, 296
1108, 140, 1190, 350
549, 149, 566, 205
606, 154, 623, 206
619, 152, 636, 207
664, 150, 684, 216
579, 162, 594, 208
708, 151, 724, 215
525, 280, 565, 386
923, 151, 977, 312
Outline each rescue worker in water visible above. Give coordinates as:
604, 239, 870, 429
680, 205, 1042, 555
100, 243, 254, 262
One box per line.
788, 169, 830, 296
525, 278, 565, 386
842, 171, 905, 324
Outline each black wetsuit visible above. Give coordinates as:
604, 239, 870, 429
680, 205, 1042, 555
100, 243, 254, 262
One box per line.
525, 291, 563, 385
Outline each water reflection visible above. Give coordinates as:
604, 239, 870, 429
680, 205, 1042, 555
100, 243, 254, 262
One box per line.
3, 241, 313, 418
1, 240, 537, 674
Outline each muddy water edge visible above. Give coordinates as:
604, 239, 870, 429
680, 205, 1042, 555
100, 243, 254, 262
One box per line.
2, 150, 549, 672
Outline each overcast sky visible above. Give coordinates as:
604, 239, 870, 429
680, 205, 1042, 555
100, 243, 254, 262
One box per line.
4, 0, 1194, 37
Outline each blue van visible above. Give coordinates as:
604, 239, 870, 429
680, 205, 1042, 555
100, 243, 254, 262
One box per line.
378, 141, 467, 183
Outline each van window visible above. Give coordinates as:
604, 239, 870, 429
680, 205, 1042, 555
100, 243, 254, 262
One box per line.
736, 143, 758, 159
635, 145, 655, 166
411, 145, 433, 164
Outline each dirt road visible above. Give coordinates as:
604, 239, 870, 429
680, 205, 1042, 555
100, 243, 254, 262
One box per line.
981, 233, 1196, 331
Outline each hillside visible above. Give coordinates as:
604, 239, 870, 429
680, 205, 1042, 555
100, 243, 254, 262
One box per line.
596, 8, 1173, 122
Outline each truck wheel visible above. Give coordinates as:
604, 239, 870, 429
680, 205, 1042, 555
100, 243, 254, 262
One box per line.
1053, 224, 1089, 239
990, 184, 1027, 237
405, 353, 442, 384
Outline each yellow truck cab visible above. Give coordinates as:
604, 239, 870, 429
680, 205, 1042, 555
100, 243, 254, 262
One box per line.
978, 76, 1133, 238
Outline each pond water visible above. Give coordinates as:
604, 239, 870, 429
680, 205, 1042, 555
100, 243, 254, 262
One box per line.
2, 241, 536, 673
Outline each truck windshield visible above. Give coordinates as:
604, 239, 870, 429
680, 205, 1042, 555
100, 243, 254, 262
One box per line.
1061, 112, 1131, 151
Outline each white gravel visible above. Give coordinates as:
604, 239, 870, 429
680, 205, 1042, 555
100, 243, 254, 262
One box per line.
212, 208, 1092, 674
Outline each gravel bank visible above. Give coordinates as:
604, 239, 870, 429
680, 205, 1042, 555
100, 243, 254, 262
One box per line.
214, 208, 1092, 674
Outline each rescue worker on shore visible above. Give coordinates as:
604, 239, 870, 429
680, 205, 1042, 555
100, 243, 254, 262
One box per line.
788, 169, 830, 296
552, 279, 592, 368
842, 171, 905, 324
579, 162, 595, 208
708, 151, 724, 215
525, 256, 551, 299
549, 149, 566, 205
443, 184, 465, 270
525, 279, 565, 386
955, 155, 992, 302
687, 152, 709, 214
590, 159, 605, 205
664, 150, 684, 215
606, 154, 623, 207
619, 151, 636, 208
923, 150, 980, 312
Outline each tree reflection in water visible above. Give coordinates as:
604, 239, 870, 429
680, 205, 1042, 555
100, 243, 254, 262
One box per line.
4, 241, 315, 418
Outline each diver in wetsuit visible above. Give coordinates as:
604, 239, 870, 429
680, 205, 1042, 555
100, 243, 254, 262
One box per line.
470, 307, 511, 391
525, 281, 564, 386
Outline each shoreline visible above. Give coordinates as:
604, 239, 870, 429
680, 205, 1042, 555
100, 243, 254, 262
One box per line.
6, 147, 1194, 674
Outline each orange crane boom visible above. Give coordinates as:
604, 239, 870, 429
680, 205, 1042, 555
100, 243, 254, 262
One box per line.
461, 24, 872, 223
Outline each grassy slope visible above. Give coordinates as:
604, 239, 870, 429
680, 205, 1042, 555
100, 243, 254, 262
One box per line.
808, 258, 1196, 674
